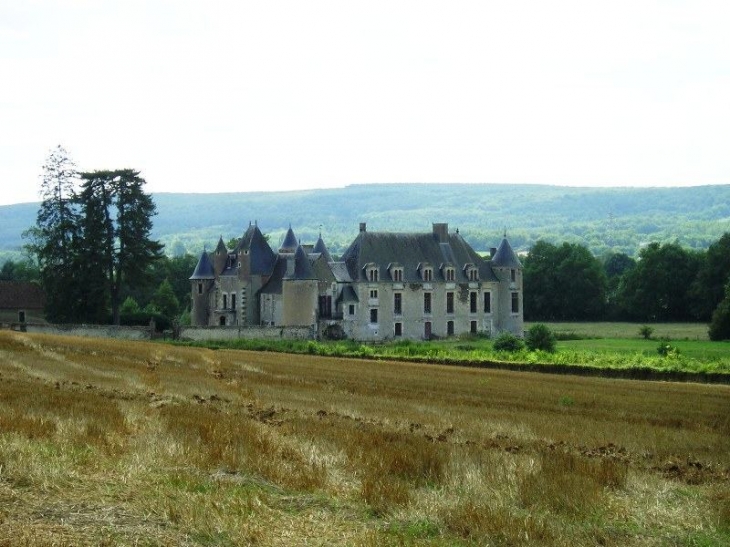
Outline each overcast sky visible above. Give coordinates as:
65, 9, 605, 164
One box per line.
1, 0, 729, 206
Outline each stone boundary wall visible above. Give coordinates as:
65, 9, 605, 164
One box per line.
3, 322, 316, 342
15, 323, 150, 340
180, 325, 315, 342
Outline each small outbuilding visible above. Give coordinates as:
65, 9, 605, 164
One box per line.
0, 281, 46, 324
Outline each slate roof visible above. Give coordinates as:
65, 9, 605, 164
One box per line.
491, 237, 522, 269
0, 281, 45, 309
313, 235, 333, 262
285, 245, 316, 280
340, 229, 499, 283
189, 250, 215, 280
329, 262, 353, 283
336, 285, 359, 303
236, 223, 277, 275
279, 226, 299, 253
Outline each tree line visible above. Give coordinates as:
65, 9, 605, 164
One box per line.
522, 236, 730, 339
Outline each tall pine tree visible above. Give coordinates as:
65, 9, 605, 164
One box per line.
24, 146, 80, 322
77, 169, 164, 325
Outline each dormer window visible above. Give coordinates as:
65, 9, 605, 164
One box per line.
442, 265, 455, 281
389, 263, 404, 282
419, 263, 433, 282
464, 264, 479, 281
364, 264, 379, 282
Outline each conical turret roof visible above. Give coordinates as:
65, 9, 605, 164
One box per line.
215, 237, 228, 255
285, 245, 316, 280
313, 234, 333, 262
491, 237, 522, 269
236, 223, 277, 275
189, 250, 215, 279
279, 225, 298, 253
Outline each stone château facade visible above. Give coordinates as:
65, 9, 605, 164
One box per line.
190, 222, 523, 341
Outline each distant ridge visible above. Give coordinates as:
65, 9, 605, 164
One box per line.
2, 183, 729, 260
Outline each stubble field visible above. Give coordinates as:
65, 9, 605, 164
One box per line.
0, 330, 728, 546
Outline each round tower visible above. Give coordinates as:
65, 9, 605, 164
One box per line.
189, 250, 216, 326
490, 235, 524, 336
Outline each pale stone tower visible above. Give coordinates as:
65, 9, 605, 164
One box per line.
281, 245, 318, 326
189, 250, 215, 326
491, 235, 524, 336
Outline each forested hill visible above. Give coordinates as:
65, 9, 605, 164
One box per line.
2, 183, 729, 260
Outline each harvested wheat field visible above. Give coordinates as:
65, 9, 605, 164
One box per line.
0, 331, 728, 546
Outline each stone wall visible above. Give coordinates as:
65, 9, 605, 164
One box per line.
179, 325, 315, 342
18, 323, 150, 340
7, 322, 315, 343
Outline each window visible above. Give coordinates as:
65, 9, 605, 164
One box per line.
319, 296, 332, 318
447, 320, 454, 336
444, 267, 455, 281
197, 282, 203, 295
424, 321, 432, 339
511, 292, 519, 313
368, 266, 379, 282
423, 292, 432, 314
446, 292, 454, 314
393, 293, 402, 315
348, 304, 355, 315
369, 289, 378, 299
231, 293, 236, 310
219, 316, 226, 326
394, 322, 402, 337
423, 268, 433, 281
392, 268, 403, 282
484, 292, 491, 313
470, 291, 477, 313
471, 320, 478, 334
511, 269, 516, 282
370, 308, 378, 324
222, 294, 228, 309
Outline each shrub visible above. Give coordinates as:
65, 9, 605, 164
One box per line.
657, 340, 680, 357
525, 324, 556, 352
493, 332, 524, 352
639, 325, 654, 340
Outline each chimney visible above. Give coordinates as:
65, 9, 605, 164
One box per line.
490, 247, 497, 258
432, 223, 448, 242
359, 222, 367, 232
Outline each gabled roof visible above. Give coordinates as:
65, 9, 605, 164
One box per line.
236, 223, 277, 275
189, 250, 215, 280
313, 234, 333, 262
491, 237, 522, 269
285, 245, 316, 280
279, 226, 298, 253
0, 281, 45, 309
340, 227, 499, 283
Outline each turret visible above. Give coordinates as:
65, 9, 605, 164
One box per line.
281, 245, 318, 326
313, 232, 333, 262
189, 250, 216, 326
279, 225, 298, 254
490, 235, 523, 336
213, 237, 228, 275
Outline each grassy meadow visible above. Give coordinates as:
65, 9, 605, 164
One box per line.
178, 322, 730, 377
0, 330, 729, 546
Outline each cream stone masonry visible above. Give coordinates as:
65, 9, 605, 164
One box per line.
190, 222, 523, 341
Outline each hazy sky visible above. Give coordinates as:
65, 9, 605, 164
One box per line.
1, 1, 729, 205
